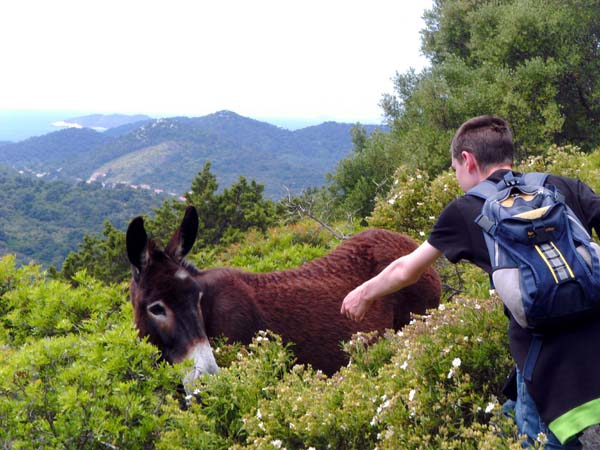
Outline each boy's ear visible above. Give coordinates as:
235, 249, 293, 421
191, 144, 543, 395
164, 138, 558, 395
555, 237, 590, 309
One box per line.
462, 151, 479, 172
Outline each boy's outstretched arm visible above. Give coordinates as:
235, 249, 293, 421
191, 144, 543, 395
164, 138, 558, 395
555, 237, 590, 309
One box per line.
340, 241, 442, 322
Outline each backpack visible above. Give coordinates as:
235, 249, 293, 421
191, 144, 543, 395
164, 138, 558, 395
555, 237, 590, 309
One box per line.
468, 171, 600, 381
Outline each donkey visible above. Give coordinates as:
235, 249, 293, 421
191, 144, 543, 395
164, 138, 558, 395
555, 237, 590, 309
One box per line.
126, 206, 441, 381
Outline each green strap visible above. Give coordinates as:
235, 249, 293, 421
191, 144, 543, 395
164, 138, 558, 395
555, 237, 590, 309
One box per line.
549, 397, 600, 444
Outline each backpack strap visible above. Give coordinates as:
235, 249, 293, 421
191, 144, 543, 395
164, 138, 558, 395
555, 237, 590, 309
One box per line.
467, 181, 500, 234
522, 172, 549, 188
466, 179, 498, 201
523, 334, 543, 383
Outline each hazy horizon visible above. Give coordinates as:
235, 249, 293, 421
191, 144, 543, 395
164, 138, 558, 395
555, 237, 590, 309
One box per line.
0, 109, 385, 143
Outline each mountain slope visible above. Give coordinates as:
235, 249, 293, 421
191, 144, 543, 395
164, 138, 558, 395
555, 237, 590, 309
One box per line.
0, 128, 111, 172
0, 165, 164, 267
1, 111, 384, 198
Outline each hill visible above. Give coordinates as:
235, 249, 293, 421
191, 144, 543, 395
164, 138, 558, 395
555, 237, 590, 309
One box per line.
0, 111, 384, 198
0, 165, 165, 267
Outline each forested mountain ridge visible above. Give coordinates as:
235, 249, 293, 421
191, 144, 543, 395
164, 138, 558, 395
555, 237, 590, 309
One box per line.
0, 165, 165, 267
0, 111, 383, 198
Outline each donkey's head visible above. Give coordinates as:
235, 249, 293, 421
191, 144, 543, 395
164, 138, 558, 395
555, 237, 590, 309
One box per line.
126, 206, 219, 383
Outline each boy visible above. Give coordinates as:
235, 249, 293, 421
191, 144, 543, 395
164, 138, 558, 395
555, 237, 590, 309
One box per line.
341, 115, 600, 448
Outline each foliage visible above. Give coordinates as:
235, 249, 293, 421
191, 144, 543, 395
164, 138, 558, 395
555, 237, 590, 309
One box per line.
326, 127, 400, 221
60, 221, 131, 285
158, 298, 519, 450
190, 221, 338, 272
369, 146, 600, 242
0, 257, 181, 448
326, 0, 600, 219
421, 0, 600, 150
1, 211, 524, 449
60, 162, 281, 285
0, 166, 164, 268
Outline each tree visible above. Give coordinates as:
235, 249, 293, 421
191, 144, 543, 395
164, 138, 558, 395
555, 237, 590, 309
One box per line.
60, 162, 280, 284
147, 162, 278, 248
326, 127, 399, 220
327, 0, 600, 218
399, 0, 600, 159
60, 221, 130, 284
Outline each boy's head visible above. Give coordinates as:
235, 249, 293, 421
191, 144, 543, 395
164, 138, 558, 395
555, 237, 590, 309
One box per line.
451, 115, 514, 172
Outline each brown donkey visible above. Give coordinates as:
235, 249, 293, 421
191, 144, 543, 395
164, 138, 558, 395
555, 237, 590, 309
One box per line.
126, 206, 441, 382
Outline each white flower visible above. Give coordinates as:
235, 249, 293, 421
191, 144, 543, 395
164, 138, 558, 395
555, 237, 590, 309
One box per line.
388, 197, 396, 205
438, 304, 446, 311
408, 389, 416, 401
536, 432, 548, 444
419, 231, 425, 237
271, 439, 282, 448
447, 368, 455, 379
452, 357, 461, 368
400, 361, 408, 370
485, 402, 495, 414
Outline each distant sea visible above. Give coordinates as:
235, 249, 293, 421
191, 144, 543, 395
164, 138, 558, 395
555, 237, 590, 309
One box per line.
0, 110, 92, 142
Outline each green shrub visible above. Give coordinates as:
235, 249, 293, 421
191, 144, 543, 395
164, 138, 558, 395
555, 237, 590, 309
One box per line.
190, 221, 339, 272
0, 209, 541, 449
0, 267, 125, 346
0, 321, 179, 449
196, 297, 521, 450
158, 331, 296, 450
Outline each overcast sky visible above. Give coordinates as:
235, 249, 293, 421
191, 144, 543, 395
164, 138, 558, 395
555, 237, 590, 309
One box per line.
0, 0, 432, 124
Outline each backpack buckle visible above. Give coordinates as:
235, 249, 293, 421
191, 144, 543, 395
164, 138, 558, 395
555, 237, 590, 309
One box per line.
531, 222, 552, 243
502, 172, 521, 188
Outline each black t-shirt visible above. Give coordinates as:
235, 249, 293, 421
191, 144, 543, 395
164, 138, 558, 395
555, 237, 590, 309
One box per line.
429, 169, 600, 273
427, 169, 600, 430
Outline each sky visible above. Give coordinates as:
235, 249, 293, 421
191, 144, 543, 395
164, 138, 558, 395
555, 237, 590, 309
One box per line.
0, 0, 432, 126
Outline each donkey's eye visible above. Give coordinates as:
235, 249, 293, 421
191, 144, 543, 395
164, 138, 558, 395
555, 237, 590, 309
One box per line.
147, 302, 167, 317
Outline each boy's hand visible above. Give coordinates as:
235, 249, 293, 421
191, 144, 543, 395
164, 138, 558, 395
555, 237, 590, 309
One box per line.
340, 285, 373, 322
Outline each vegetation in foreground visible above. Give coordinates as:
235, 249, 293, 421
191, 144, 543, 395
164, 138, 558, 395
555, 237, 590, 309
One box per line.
0, 248, 524, 449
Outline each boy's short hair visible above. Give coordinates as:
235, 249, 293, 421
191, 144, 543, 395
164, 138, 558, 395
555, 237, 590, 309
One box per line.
451, 115, 514, 170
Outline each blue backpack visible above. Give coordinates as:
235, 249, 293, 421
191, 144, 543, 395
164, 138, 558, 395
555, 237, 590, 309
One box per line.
468, 172, 600, 381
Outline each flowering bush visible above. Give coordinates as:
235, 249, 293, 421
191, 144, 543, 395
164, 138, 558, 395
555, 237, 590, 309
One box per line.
0, 245, 524, 449
369, 166, 461, 242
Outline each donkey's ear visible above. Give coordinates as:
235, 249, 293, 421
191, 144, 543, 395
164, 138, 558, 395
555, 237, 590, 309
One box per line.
165, 206, 199, 261
126, 216, 149, 279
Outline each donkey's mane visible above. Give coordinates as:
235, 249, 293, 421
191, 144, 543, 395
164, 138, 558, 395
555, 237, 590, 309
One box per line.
181, 258, 202, 276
